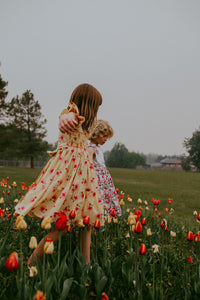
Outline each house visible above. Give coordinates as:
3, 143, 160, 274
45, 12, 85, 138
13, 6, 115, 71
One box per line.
159, 158, 182, 170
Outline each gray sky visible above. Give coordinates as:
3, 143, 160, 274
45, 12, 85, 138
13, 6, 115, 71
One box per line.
1, 0, 200, 156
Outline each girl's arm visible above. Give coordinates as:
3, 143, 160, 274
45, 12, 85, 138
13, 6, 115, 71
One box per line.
59, 112, 78, 133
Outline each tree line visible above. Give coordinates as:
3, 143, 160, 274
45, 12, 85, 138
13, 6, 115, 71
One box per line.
1, 70, 200, 170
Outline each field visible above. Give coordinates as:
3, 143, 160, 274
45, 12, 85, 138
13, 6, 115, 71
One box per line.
1, 166, 200, 222
1, 166, 200, 299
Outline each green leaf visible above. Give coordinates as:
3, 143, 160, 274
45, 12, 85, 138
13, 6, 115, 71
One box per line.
60, 278, 73, 300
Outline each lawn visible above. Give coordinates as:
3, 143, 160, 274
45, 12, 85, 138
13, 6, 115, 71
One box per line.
1, 166, 200, 223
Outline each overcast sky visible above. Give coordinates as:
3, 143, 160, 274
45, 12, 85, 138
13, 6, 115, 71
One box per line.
1, 0, 200, 156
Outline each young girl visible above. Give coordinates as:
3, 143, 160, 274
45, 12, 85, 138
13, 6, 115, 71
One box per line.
14, 83, 104, 265
88, 120, 121, 217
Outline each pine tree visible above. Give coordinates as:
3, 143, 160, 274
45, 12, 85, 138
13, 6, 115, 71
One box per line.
8, 90, 48, 168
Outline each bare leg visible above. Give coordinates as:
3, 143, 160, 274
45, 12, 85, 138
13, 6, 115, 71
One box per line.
79, 226, 92, 265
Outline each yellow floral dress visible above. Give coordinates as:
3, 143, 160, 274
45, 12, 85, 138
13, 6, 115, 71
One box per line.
15, 102, 104, 225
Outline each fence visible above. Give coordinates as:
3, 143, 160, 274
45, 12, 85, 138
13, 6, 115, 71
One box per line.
0, 159, 46, 168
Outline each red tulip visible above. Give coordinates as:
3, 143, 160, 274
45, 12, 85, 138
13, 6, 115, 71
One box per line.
186, 256, 193, 263
197, 213, 200, 221
7, 191, 10, 195
134, 210, 142, 217
110, 209, 116, 217
0, 208, 5, 218
55, 212, 67, 230
164, 225, 168, 231
134, 221, 142, 233
101, 292, 109, 300
168, 198, 173, 203
139, 243, 146, 255
116, 188, 119, 193
187, 231, 194, 241
141, 218, 146, 225
94, 219, 101, 229
69, 210, 76, 220
33, 290, 46, 300
7, 213, 12, 219
83, 216, 90, 225
160, 221, 165, 228
5, 251, 19, 271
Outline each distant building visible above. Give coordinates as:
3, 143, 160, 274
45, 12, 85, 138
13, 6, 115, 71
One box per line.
159, 158, 182, 170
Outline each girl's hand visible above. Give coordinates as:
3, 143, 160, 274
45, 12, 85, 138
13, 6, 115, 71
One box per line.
59, 112, 78, 133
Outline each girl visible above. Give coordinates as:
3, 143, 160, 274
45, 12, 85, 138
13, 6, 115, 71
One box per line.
15, 83, 104, 265
88, 120, 121, 217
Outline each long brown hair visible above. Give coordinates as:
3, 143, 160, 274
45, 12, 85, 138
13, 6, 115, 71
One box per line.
70, 83, 102, 131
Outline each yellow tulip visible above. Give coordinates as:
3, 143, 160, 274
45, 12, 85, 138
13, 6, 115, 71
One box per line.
77, 219, 85, 227
126, 209, 130, 213
44, 238, 54, 254
147, 228, 152, 236
29, 266, 38, 277
41, 216, 51, 230
170, 231, 176, 237
113, 218, 118, 223
15, 215, 27, 230
14, 199, 19, 203
119, 199, 125, 206
0, 197, 4, 204
29, 236, 38, 249
107, 215, 112, 224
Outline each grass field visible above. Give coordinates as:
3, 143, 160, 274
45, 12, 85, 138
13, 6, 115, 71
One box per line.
1, 166, 200, 223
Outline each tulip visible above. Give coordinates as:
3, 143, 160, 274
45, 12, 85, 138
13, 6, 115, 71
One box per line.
134, 221, 142, 234
29, 236, 38, 249
83, 216, 90, 225
33, 290, 46, 300
139, 243, 146, 255
41, 216, 51, 230
14, 199, 19, 203
107, 215, 112, 224
0, 197, 4, 204
67, 225, 72, 233
101, 292, 109, 300
152, 244, 159, 253
7, 213, 12, 219
133, 210, 142, 217
194, 232, 200, 242
127, 213, 137, 225
141, 218, 146, 225
55, 212, 67, 230
164, 225, 168, 231
127, 197, 132, 202
0, 208, 5, 218
113, 218, 118, 224
160, 221, 165, 228
197, 213, 200, 221
137, 198, 142, 204
144, 200, 148, 206
125, 233, 130, 238
147, 228, 152, 236
77, 219, 85, 227
168, 198, 173, 203
186, 256, 193, 264
15, 215, 27, 230
29, 266, 38, 277
170, 231, 176, 237
5, 251, 19, 271
119, 199, 125, 206
69, 210, 76, 220
44, 238, 54, 254
187, 231, 194, 241
94, 219, 101, 229
115, 188, 119, 193
110, 209, 116, 217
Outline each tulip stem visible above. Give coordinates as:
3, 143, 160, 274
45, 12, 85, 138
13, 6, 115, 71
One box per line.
58, 231, 62, 267
43, 252, 46, 293
19, 231, 24, 300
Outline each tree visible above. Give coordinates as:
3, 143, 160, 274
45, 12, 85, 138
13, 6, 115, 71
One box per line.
105, 142, 146, 169
106, 143, 129, 168
8, 90, 48, 168
181, 155, 191, 172
0, 73, 9, 123
183, 128, 200, 171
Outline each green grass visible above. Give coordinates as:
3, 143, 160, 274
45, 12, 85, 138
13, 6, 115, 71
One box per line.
1, 166, 200, 223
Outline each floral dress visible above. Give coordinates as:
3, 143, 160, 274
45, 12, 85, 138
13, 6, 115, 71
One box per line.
88, 143, 121, 217
15, 102, 104, 225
